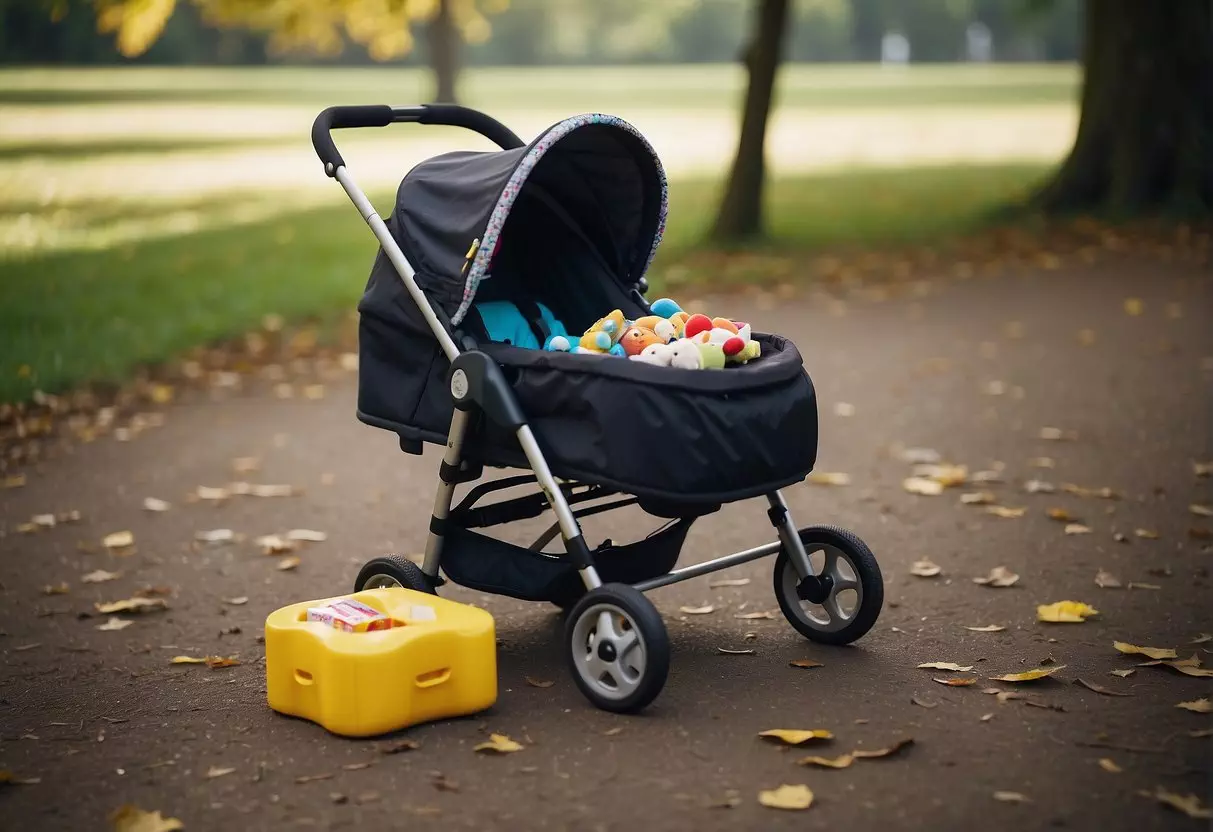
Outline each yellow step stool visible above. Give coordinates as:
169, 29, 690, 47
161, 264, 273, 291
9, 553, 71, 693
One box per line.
265, 588, 497, 737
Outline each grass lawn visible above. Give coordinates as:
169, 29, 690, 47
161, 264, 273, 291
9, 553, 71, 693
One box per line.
0, 63, 1070, 403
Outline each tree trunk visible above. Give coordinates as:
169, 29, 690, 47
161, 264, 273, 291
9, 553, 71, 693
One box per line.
1034, 0, 1212, 215
426, 0, 459, 104
711, 0, 791, 241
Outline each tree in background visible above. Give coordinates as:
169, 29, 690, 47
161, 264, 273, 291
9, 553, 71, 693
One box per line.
82, 0, 508, 102
711, 0, 792, 241
1034, 0, 1212, 215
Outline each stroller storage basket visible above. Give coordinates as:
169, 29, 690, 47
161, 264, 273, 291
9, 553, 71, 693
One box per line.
358, 329, 819, 504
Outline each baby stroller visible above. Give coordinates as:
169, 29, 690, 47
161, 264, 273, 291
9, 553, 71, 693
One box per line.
312, 105, 884, 713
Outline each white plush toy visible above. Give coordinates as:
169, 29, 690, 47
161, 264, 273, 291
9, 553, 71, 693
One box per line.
630, 339, 725, 370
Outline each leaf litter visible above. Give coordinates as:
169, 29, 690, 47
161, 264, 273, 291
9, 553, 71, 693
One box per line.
1095, 570, 1123, 589
758, 729, 833, 746
917, 662, 974, 671
1074, 678, 1132, 697
757, 784, 814, 811
474, 733, 523, 753
109, 805, 183, 832
789, 660, 824, 669
95, 597, 167, 615
973, 566, 1020, 587
1176, 698, 1210, 713
1114, 642, 1176, 660
1142, 788, 1211, 821
1036, 601, 1098, 623
910, 559, 941, 577
966, 625, 1006, 632
989, 666, 1066, 683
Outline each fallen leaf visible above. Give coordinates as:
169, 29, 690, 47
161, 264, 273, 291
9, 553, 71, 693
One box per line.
431, 774, 459, 792
195, 529, 234, 545
1189, 728, 1213, 738
295, 773, 334, 784
31, 513, 55, 528
525, 677, 554, 688
603, 727, 624, 736
989, 666, 1066, 683
256, 534, 297, 555
1095, 570, 1123, 589
899, 447, 941, 464
911, 696, 937, 708
109, 805, 183, 832
850, 738, 914, 759
205, 656, 241, 669
960, 491, 996, 505
1023, 479, 1056, 494
1064, 523, 1092, 535
1046, 508, 1077, 522
102, 531, 134, 550
1113, 642, 1177, 660
910, 559, 941, 577
224, 597, 248, 606
41, 582, 69, 596
1075, 678, 1132, 697
2, 474, 26, 488
918, 662, 974, 671
758, 729, 833, 746
97, 617, 132, 631
757, 784, 814, 811
1028, 457, 1055, 469
934, 677, 978, 687
986, 506, 1026, 519
994, 791, 1030, 803
973, 566, 1019, 587
679, 605, 714, 615
1191, 504, 1213, 518
902, 477, 944, 496
277, 556, 301, 571
1064, 484, 1120, 499
966, 625, 1006, 632
142, 498, 170, 512
95, 597, 167, 615
1037, 601, 1098, 623
231, 456, 260, 473
170, 656, 206, 665
380, 739, 420, 754
708, 578, 750, 588
1144, 788, 1211, 820
0, 770, 40, 785
808, 472, 851, 486
789, 659, 824, 669
205, 766, 235, 779
1038, 427, 1074, 441
1134, 528, 1160, 540
734, 611, 775, 620
1192, 633, 1212, 645
1097, 758, 1122, 773
1158, 662, 1213, 678
195, 486, 229, 501
980, 713, 995, 722
1127, 582, 1161, 591
915, 464, 968, 487
287, 529, 327, 542
796, 754, 853, 769
717, 647, 756, 655
1194, 461, 1213, 478
473, 733, 523, 753
1176, 698, 1211, 713
82, 569, 120, 584
136, 585, 172, 599
1110, 669, 1135, 678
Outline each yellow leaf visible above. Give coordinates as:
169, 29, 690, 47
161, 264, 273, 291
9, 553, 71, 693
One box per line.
758, 784, 814, 810
1097, 758, 1121, 774
985, 506, 1026, 519
473, 733, 523, 753
195, 486, 229, 501
1113, 642, 1177, 660
287, 529, 327, 542
708, 578, 750, 588
917, 662, 974, 671
1134, 528, 1160, 540
758, 729, 833, 746
41, 582, 70, 596
850, 737, 914, 759
1123, 298, 1143, 316
96, 0, 178, 58
95, 597, 167, 615
1037, 601, 1098, 623
256, 534, 296, 555
808, 472, 850, 486
902, 476, 944, 496
205, 656, 241, 669
678, 605, 714, 615
1046, 508, 1076, 522
973, 566, 1019, 587
170, 656, 205, 665
102, 530, 134, 549
989, 665, 1066, 683
915, 464, 968, 487
1177, 698, 1211, 713
1145, 788, 1211, 820
109, 804, 184, 832
910, 559, 941, 577
1161, 663, 1213, 678
796, 754, 853, 769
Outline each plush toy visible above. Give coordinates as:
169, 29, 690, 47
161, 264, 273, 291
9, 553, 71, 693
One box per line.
649, 298, 682, 319
544, 334, 573, 352
578, 309, 626, 353
631, 342, 674, 366
631, 338, 724, 370
619, 325, 665, 357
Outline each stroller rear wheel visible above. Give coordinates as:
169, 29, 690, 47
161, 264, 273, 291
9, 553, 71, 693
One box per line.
773, 525, 882, 646
565, 584, 669, 713
354, 554, 436, 595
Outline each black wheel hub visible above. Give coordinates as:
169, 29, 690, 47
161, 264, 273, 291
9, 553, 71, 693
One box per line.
796, 573, 832, 604
597, 641, 617, 661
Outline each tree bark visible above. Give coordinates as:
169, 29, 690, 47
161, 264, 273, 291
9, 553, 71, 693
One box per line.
711, 0, 791, 241
426, 0, 459, 104
1034, 0, 1212, 215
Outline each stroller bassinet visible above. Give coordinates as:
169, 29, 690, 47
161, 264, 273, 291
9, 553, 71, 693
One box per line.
312, 104, 881, 715
355, 113, 819, 504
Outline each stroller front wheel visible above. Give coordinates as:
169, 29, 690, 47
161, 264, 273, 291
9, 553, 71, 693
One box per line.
773, 525, 883, 646
354, 554, 437, 595
565, 584, 669, 713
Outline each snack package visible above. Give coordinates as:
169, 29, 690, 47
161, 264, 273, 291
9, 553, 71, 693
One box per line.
306, 598, 393, 632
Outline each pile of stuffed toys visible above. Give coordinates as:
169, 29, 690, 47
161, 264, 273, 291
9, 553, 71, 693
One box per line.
543, 298, 761, 370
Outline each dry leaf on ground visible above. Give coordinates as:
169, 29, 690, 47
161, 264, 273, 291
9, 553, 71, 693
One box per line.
1194, 461, 1213, 478
82, 569, 120, 583
679, 605, 714, 615
1075, 678, 1132, 697
41, 583, 69, 596
1024, 480, 1056, 494
1191, 504, 1213, 518
1098, 759, 1122, 774
195, 486, 229, 501
914, 464, 968, 487
1038, 427, 1074, 441
170, 656, 206, 665
796, 754, 853, 769
986, 506, 1026, 519
1037, 601, 1098, 623
789, 659, 824, 669
735, 611, 775, 620
994, 791, 1030, 803
205, 766, 235, 779
1123, 297, 1143, 316
1029, 457, 1055, 469
224, 596, 248, 606
195, 529, 234, 545
918, 662, 974, 671
1064, 484, 1119, 499
935, 677, 978, 687
256, 534, 297, 555
1109, 669, 1135, 678
1191, 633, 1212, 645
1158, 662, 1213, 678
708, 578, 750, 588
808, 472, 851, 486
851, 738, 914, 759
758, 729, 833, 746
1064, 523, 1092, 535
110, 805, 183, 832
717, 647, 756, 655
1113, 642, 1176, 659
1189, 728, 1213, 738
1127, 582, 1161, 591
525, 677, 554, 688
973, 566, 1020, 587
206, 656, 241, 669
1134, 528, 1160, 540
910, 559, 941, 577
960, 491, 996, 505
95, 597, 167, 615
758, 784, 814, 811
1046, 508, 1077, 522
277, 556, 301, 571
1176, 698, 1211, 713
473, 733, 523, 753
102, 531, 134, 550
989, 666, 1066, 683
287, 529, 327, 542
1095, 570, 1123, 589
966, 625, 1006, 632
97, 617, 132, 631
903, 477, 944, 496
380, 739, 420, 754
1144, 788, 1211, 820
142, 498, 170, 512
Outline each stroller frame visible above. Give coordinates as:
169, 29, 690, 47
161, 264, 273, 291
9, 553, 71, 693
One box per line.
313, 105, 882, 713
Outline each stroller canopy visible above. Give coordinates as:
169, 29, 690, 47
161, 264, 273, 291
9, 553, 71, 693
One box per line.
387, 114, 668, 327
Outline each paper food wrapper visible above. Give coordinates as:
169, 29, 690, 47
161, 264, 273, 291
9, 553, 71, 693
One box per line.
307, 598, 393, 632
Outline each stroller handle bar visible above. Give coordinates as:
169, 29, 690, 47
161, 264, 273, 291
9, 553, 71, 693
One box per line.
312, 104, 526, 176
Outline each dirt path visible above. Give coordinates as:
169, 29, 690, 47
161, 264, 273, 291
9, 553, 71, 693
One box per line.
1, 259, 1210, 830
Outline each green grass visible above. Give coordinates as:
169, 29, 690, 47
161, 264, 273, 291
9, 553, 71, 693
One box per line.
0, 163, 1046, 403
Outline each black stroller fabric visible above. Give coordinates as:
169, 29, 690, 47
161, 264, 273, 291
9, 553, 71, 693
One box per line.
356, 115, 820, 505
